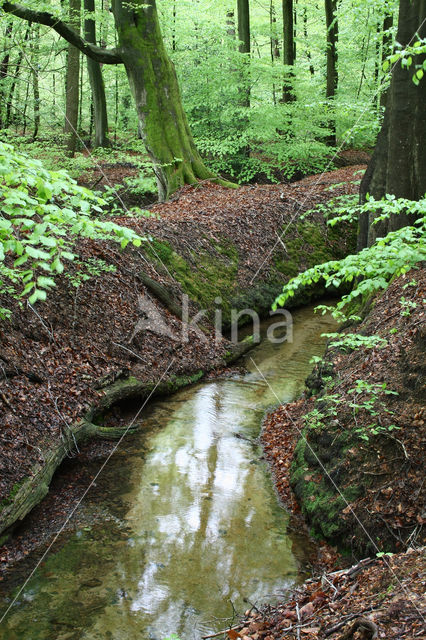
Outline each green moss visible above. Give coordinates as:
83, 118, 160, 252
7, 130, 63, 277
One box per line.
290, 425, 362, 547
273, 218, 356, 278
145, 237, 239, 324
166, 371, 204, 391
0, 480, 25, 509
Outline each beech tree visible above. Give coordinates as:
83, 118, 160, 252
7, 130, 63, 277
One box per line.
282, 0, 295, 102
358, 0, 426, 248
2, 0, 228, 200
84, 0, 109, 148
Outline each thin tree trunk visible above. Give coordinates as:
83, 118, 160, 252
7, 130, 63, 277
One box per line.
303, 7, 315, 76
0, 21, 13, 128
324, 0, 338, 143
65, 0, 81, 155
6, 24, 30, 127
270, 0, 280, 104
84, 0, 110, 147
237, 0, 250, 107
172, 0, 176, 51
32, 24, 40, 139
282, 0, 295, 102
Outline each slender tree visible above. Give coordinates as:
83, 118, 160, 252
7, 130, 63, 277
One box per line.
64, 0, 81, 155
359, 0, 426, 248
0, 21, 13, 128
84, 0, 109, 147
237, 0, 250, 106
282, 0, 295, 102
3, 0, 230, 200
324, 0, 338, 143
32, 24, 40, 139
6, 24, 30, 127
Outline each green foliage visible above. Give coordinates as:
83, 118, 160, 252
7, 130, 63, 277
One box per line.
347, 379, 400, 442
0, 142, 145, 318
322, 332, 388, 352
382, 37, 426, 85
274, 194, 426, 319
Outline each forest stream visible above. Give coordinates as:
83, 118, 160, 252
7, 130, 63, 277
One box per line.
0, 305, 335, 640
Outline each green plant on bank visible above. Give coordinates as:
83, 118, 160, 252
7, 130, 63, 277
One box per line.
348, 379, 400, 442
399, 296, 418, 317
322, 332, 388, 352
274, 193, 426, 322
0, 142, 146, 319
64, 257, 116, 288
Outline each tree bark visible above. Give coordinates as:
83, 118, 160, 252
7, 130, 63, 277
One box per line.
237, 0, 250, 107
110, 0, 223, 200
324, 0, 338, 143
359, 0, 426, 248
84, 0, 110, 147
0, 21, 13, 128
282, 0, 295, 102
32, 24, 40, 139
65, 0, 81, 155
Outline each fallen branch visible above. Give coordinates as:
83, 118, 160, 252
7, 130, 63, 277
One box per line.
337, 617, 378, 640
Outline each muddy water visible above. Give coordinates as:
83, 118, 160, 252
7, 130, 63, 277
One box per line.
0, 305, 335, 640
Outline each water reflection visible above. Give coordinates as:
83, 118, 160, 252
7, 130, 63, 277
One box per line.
0, 306, 335, 640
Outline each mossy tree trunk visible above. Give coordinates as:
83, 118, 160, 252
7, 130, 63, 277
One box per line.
110, 0, 220, 200
358, 0, 426, 248
3, 0, 232, 201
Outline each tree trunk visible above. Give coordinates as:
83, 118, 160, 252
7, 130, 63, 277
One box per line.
32, 24, 40, 139
0, 21, 13, 129
65, 0, 81, 155
380, 11, 394, 108
324, 0, 338, 143
270, 0, 280, 104
303, 7, 315, 76
110, 0, 221, 200
359, 0, 426, 248
3, 0, 233, 200
237, 0, 250, 107
282, 0, 295, 102
84, 0, 110, 147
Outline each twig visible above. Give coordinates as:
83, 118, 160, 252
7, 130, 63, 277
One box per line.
295, 603, 301, 640
201, 624, 241, 639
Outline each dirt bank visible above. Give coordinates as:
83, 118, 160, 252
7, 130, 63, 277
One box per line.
262, 267, 425, 557
233, 268, 426, 640
0, 166, 361, 539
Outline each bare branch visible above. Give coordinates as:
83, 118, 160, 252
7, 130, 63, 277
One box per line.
2, 2, 123, 64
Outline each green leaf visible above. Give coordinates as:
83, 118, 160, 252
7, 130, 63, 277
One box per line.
29, 289, 47, 304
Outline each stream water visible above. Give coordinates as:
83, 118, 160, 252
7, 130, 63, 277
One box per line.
0, 305, 335, 640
